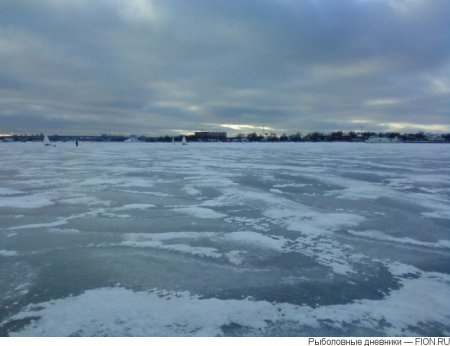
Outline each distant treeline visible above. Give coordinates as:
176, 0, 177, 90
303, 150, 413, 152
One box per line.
231, 131, 450, 142
2, 131, 450, 143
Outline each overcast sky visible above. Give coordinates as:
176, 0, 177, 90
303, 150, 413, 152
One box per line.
1, 0, 449, 135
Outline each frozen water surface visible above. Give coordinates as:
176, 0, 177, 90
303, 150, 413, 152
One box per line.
0, 142, 449, 336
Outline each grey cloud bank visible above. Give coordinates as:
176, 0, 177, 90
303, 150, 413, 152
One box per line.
1, 0, 449, 135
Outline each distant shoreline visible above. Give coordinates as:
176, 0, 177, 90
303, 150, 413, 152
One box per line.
2, 131, 450, 144
2, 139, 449, 144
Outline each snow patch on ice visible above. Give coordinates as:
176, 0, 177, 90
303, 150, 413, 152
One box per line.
9, 218, 69, 230
129, 231, 217, 241
60, 196, 110, 206
311, 175, 390, 200
269, 189, 284, 194
348, 230, 450, 249
121, 240, 221, 259
273, 183, 308, 188
388, 174, 450, 188
0, 187, 22, 196
100, 212, 131, 219
289, 236, 357, 275
225, 231, 287, 251
225, 250, 247, 266
422, 209, 450, 220
47, 228, 81, 234
224, 216, 270, 232
119, 231, 287, 263
317, 174, 450, 220
387, 262, 422, 277
201, 186, 366, 274
113, 189, 172, 197
113, 204, 155, 211
121, 233, 221, 259
0, 249, 18, 257
141, 191, 172, 197
174, 206, 226, 219
265, 206, 364, 235
0, 195, 54, 209
182, 186, 201, 196
80, 177, 155, 188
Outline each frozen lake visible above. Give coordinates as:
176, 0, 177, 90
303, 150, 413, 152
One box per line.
0, 142, 449, 336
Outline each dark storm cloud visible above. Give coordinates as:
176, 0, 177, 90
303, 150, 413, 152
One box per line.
1, 0, 449, 135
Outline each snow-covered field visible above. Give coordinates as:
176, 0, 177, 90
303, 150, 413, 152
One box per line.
0, 142, 449, 336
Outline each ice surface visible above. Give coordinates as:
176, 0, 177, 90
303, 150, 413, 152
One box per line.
0, 142, 449, 336
119, 231, 285, 262
3, 271, 449, 336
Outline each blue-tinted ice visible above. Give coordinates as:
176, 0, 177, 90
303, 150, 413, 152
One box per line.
0, 142, 449, 336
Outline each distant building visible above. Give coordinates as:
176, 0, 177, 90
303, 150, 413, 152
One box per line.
194, 132, 227, 141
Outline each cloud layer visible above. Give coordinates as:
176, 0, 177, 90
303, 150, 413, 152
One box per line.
1, 0, 449, 135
